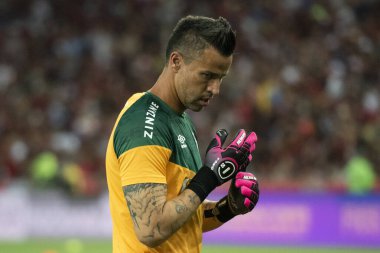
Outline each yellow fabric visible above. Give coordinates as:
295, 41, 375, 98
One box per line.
119, 145, 169, 186
105, 93, 204, 253
202, 215, 222, 232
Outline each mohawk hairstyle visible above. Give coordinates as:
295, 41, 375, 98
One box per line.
165, 15, 236, 63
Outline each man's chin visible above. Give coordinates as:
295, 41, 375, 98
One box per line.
187, 104, 204, 112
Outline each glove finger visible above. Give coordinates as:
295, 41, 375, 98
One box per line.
240, 185, 253, 196
216, 129, 229, 146
240, 142, 252, 156
243, 187, 259, 203
244, 198, 252, 209
240, 185, 258, 199
244, 198, 256, 210
235, 172, 259, 199
235, 172, 256, 182
244, 131, 258, 153
239, 132, 257, 153
206, 129, 228, 153
235, 149, 249, 166
251, 190, 259, 203
236, 179, 255, 190
227, 129, 247, 148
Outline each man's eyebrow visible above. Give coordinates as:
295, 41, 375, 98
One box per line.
202, 71, 227, 78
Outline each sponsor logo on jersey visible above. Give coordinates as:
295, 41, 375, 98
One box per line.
144, 101, 159, 139
178, 134, 187, 148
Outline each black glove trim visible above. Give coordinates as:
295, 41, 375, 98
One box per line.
204, 209, 214, 218
214, 196, 236, 223
186, 166, 219, 202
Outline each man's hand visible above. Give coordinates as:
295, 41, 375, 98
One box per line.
208, 171, 259, 223
186, 129, 257, 202
204, 129, 257, 184
226, 171, 259, 214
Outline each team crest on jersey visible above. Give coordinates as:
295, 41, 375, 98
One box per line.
178, 135, 187, 148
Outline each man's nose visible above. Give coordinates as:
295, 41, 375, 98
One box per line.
207, 79, 221, 96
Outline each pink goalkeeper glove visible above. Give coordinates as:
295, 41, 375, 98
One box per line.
205, 171, 259, 223
228, 172, 259, 214
204, 129, 257, 184
187, 129, 257, 202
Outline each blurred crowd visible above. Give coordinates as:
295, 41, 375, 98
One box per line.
0, 0, 379, 196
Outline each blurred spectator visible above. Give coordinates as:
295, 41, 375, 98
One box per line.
345, 153, 376, 195
0, 0, 379, 196
30, 151, 58, 187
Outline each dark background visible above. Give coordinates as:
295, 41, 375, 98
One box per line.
1, 0, 379, 197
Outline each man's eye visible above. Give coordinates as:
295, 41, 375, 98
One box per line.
202, 73, 212, 79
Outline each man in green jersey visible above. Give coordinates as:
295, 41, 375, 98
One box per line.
106, 15, 259, 253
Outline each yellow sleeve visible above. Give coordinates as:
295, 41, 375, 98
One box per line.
118, 145, 172, 186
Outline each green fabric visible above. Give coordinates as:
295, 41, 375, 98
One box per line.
114, 92, 202, 173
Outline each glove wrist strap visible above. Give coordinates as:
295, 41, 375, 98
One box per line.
213, 196, 236, 223
186, 166, 219, 202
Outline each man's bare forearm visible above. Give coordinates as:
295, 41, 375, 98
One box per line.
123, 183, 201, 247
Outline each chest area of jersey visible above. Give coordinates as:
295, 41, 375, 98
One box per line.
169, 119, 202, 173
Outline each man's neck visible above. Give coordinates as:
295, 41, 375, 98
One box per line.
149, 68, 185, 114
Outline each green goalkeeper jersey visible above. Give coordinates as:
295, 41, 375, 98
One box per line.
106, 92, 204, 253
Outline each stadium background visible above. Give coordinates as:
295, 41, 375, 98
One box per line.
0, 0, 379, 252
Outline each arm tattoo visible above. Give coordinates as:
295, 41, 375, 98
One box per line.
188, 194, 198, 205
123, 183, 201, 244
123, 183, 167, 233
174, 201, 188, 214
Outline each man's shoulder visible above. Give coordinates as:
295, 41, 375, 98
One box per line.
119, 92, 171, 130
113, 92, 172, 158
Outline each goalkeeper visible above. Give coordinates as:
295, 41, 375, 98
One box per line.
105, 15, 260, 253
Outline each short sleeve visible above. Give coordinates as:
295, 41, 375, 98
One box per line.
113, 98, 173, 186
119, 145, 171, 186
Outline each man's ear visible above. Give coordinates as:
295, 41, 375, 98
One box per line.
169, 51, 182, 73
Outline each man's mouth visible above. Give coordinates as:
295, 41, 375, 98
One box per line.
199, 97, 211, 106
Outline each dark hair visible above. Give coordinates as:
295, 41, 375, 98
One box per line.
165, 15, 236, 63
